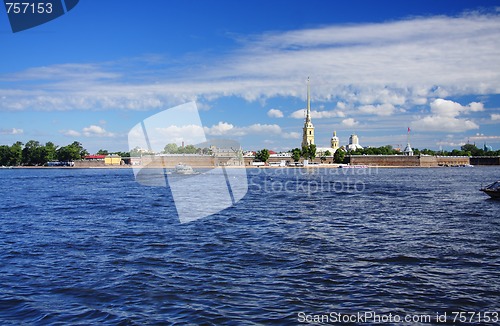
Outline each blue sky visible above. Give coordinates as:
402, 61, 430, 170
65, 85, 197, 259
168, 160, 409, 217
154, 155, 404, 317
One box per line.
1, 0, 500, 153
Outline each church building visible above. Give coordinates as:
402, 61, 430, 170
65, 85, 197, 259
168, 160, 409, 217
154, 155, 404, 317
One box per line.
346, 134, 363, 151
301, 77, 315, 148
331, 131, 339, 151
300, 78, 341, 156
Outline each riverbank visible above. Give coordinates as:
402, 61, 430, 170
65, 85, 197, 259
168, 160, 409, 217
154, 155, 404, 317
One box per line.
2, 164, 490, 169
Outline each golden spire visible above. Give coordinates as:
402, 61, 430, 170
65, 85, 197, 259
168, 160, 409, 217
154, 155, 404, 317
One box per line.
306, 77, 311, 122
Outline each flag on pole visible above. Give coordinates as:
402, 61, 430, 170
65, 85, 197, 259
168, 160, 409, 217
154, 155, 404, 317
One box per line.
408, 127, 411, 133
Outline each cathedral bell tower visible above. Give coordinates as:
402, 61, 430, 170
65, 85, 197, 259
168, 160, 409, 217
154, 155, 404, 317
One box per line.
301, 77, 315, 148
331, 131, 339, 151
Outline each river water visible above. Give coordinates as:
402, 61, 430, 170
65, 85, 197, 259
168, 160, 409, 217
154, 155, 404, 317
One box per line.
0, 167, 499, 325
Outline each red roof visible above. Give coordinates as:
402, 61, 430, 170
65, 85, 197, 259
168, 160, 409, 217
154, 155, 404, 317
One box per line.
268, 150, 277, 155
84, 155, 106, 159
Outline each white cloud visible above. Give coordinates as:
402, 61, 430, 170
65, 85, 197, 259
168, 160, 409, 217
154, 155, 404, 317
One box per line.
155, 124, 205, 144
1, 13, 499, 111
204, 121, 297, 139
342, 118, 359, 127
492, 113, 500, 121
430, 99, 483, 117
290, 109, 306, 119
436, 140, 467, 147
284, 131, 300, 139
133, 124, 204, 150
244, 124, 281, 135
62, 129, 81, 137
61, 125, 115, 138
267, 108, 284, 118
82, 125, 115, 137
358, 103, 395, 116
290, 109, 345, 119
412, 115, 479, 132
411, 99, 483, 132
0, 128, 23, 135
470, 133, 500, 141
203, 122, 234, 135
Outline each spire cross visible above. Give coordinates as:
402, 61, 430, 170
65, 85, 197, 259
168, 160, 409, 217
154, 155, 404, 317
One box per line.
305, 77, 311, 122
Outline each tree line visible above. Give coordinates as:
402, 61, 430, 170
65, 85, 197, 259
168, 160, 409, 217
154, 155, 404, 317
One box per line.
0, 140, 90, 166
349, 144, 500, 157
163, 143, 212, 155
253, 142, 499, 165
254, 144, 345, 164
0, 140, 136, 167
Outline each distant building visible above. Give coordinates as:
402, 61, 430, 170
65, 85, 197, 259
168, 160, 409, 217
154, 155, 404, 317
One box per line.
403, 127, 413, 156
331, 131, 340, 151
270, 152, 292, 158
105, 154, 122, 165
301, 77, 315, 148
84, 154, 106, 161
403, 143, 414, 156
346, 134, 363, 151
83, 154, 122, 165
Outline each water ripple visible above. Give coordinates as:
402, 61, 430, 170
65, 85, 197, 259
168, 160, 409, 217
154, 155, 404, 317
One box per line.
0, 167, 499, 324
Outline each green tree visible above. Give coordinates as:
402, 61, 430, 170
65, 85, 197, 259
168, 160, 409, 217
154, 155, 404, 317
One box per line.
74, 141, 88, 159
22, 140, 43, 165
334, 148, 345, 163
114, 151, 130, 158
0, 145, 10, 166
164, 143, 178, 154
301, 144, 317, 160
324, 150, 332, 157
182, 145, 198, 154
97, 149, 109, 155
57, 141, 86, 161
202, 147, 212, 155
308, 144, 316, 160
255, 149, 270, 162
9, 141, 23, 166
42, 142, 57, 163
291, 148, 301, 162
301, 145, 309, 159
461, 143, 479, 156
130, 147, 143, 157
56, 146, 73, 161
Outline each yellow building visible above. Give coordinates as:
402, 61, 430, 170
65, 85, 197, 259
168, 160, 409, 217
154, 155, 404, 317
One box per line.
301, 77, 315, 148
105, 154, 122, 165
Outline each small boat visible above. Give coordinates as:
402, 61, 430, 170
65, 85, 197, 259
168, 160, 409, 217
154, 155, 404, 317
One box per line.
173, 163, 199, 175
480, 181, 500, 199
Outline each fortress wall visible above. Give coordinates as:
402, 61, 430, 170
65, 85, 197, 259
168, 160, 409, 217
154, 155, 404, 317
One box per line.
435, 156, 470, 166
470, 157, 500, 165
419, 156, 438, 167
347, 155, 421, 166
133, 155, 482, 167
346, 155, 471, 167
139, 155, 215, 167
74, 160, 106, 167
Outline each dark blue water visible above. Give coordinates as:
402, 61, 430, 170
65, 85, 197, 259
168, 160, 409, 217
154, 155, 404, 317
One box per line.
0, 167, 499, 325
